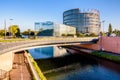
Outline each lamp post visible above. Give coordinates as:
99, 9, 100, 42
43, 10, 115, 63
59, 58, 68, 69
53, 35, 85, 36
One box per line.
9, 19, 13, 38
102, 20, 105, 34
4, 19, 6, 39
99, 20, 105, 51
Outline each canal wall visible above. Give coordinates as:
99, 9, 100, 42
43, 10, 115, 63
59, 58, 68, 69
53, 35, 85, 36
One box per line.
0, 51, 14, 71
77, 37, 120, 54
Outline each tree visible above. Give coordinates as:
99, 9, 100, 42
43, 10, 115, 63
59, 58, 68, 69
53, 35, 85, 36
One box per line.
22, 29, 36, 38
108, 23, 113, 35
113, 29, 120, 36
30, 31, 35, 36
9, 25, 20, 37
27, 29, 31, 38
0, 30, 5, 36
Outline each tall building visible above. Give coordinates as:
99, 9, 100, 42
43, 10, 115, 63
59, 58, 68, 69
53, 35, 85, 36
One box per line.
34, 21, 76, 37
63, 8, 100, 35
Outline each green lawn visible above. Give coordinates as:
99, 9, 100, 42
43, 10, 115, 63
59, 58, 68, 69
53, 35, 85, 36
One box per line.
92, 51, 120, 62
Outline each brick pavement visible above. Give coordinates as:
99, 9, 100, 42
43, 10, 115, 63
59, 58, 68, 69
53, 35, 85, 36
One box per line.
9, 51, 32, 80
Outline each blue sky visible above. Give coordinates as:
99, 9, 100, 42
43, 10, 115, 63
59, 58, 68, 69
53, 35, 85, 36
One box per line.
0, 0, 120, 31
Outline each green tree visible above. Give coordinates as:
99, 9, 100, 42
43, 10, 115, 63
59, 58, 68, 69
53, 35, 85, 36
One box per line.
0, 30, 5, 36
22, 29, 31, 36
108, 23, 113, 35
9, 25, 20, 37
113, 29, 120, 36
22, 29, 36, 38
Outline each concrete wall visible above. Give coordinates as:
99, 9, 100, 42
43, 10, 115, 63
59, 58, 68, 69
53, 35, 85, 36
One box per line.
0, 51, 14, 71
77, 37, 120, 54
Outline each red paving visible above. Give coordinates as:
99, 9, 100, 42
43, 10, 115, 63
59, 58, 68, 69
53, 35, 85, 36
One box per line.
10, 52, 32, 80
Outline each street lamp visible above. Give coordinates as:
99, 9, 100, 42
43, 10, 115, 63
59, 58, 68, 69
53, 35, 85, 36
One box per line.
102, 20, 105, 33
99, 20, 105, 51
9, 19, 13, 37
4, 19, 6, 39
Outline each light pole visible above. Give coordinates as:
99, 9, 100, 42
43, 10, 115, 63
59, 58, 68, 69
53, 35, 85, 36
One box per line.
9, 19, 13, 38
99, 20, 105, 51
4, 19, 6, 39
102, 20, 105, 34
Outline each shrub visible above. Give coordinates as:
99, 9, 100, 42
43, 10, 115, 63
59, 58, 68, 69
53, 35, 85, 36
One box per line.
89, 33, 97, 37
76, 32, 85, 37
62, 34, 67, 37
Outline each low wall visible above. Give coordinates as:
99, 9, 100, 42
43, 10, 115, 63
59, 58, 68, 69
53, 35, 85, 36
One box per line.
0, 51, 14, 71
77, 37, 120, 54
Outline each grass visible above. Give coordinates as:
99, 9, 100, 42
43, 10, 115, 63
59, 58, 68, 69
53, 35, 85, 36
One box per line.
92, 51, 120, 62
28, 53, 47, 80
0, 38, 28, 42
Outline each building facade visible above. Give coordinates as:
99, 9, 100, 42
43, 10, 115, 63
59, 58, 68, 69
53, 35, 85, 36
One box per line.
34, 21, 54, 32
54, 23, 76, 37
34, 21, 76, 37
63, 8, 100, 35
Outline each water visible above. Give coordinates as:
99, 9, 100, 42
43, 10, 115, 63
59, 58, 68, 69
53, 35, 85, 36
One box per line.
28, 46, 53, 59
49, 65, 120, 80
28, 45, 69, 59
28, 46, 120, 80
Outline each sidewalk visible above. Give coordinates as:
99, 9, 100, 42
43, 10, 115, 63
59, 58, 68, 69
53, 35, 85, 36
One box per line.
9, 51, 32, 80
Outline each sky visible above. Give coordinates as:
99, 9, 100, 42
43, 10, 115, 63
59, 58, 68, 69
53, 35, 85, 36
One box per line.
0, 0, 120, 32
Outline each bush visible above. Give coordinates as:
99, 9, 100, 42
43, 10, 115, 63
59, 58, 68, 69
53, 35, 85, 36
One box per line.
76, 33, 85, 37
67, 34, 74, 37
79, 33, 85, 37
62, 34, 67, 37
89, 33, 97, 37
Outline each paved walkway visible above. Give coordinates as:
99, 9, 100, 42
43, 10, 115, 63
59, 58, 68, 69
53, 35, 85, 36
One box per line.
9, 51, 32, 80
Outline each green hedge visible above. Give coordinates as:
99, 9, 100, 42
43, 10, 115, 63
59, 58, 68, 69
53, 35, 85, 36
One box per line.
92, 51, 120, 62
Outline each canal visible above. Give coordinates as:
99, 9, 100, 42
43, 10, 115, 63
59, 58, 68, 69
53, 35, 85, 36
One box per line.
28, 45, 120, 80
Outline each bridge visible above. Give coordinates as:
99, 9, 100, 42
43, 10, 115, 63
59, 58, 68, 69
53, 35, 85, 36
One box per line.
0, 37, 97, 55
0, 37, 97, 79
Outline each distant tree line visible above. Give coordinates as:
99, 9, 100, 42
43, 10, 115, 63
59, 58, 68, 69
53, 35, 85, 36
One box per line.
0, 25, 21, 38
1, 23, 120, 38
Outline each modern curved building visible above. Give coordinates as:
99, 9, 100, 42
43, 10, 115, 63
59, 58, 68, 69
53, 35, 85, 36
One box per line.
63, 8, 100, 35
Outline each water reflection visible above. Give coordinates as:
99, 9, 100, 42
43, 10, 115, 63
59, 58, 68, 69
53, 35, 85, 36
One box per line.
28, 46, 120, 80
28, 46, 69, 59
50, 65, 120, 80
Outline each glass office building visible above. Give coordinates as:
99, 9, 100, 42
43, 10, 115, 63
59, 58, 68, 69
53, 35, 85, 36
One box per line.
34, 21, 54, 31
63, 8, 100, 35
54, 23, 76, 37
34, 21, 76, 37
